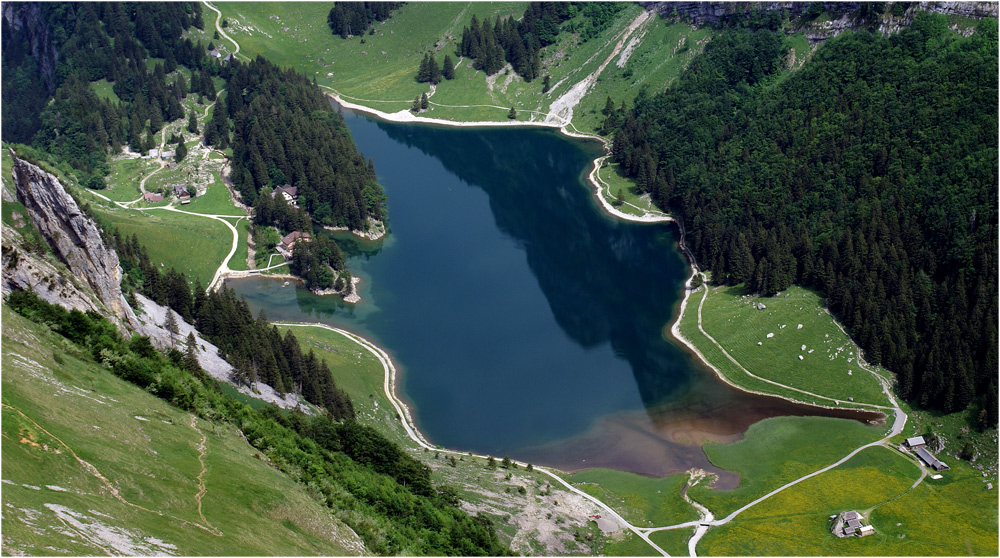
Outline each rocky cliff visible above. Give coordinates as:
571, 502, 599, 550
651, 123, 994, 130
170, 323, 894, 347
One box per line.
11, 155, 138, 330
2, 2, 58, 94
1, 223, 108, 317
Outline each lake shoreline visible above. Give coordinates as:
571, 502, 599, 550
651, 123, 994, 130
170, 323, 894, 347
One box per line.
328, 91, 883, 432
327, 92, 672, 225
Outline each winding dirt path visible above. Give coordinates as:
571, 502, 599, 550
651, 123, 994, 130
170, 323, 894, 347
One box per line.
189, 414, 220, 534
140, 205, 243, 291
202, 1, 243, 61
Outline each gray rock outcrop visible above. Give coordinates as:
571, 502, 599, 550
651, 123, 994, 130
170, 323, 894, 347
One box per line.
11, 155, 138, 330
1, 224, 106, 317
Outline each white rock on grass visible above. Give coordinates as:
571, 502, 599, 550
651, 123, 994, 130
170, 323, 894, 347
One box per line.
797, 324, 803, 329
801, 345, 807, 351
766, 333, 774, 338
798, 355, 804, 360
848, 370, 853, 375
757, 342, 762, 346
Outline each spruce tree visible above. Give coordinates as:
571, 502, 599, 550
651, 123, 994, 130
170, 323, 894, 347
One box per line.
184, 332, 200, 372
417, 53, 430, 82
411, 95, 421, 112
420, 92, 429, 110
428, 54, 442, 84
442, 54, 455, 80
164, 310, 179, 348
187, 111, 199, 133
174, 141, 188, 162
542, 74, 551, 93
603, 96, 615, 117
507, 106, 517, 120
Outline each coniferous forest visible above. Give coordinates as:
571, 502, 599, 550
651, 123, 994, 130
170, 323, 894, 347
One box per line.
2, 2, 212, 187
226, 56, 387, 231
604, 13, 998, 425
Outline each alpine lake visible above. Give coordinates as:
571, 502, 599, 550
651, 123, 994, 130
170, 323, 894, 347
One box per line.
227, 107, 879, 485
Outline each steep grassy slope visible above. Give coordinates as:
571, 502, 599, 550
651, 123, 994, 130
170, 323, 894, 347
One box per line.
1, 306, 364, 556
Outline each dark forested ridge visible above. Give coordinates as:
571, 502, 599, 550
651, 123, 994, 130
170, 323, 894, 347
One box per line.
226, 56, 386, 231
605, 14, 998, 424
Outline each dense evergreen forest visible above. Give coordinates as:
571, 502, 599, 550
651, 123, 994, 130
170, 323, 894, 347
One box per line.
327, 1, 404, 39
1, 2, 214, 187
226, 56, 387, 231
6, 290, 507, 556
604, 13, 998, 425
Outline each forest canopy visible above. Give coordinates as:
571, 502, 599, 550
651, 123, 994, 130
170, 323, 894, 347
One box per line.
604, 14, 998, 424
226, 56, 386, 231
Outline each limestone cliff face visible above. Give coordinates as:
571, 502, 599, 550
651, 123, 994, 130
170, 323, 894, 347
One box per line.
2, 2, 58, 93
1, 224, 106, 317
11, 155, 138, 330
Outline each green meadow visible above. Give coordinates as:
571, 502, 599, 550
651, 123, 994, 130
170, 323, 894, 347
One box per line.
649, 528, 693, 556
1, 307, 363, 556
94, 207, 231, 287
688, 416, 885, 518
572, 19, 713, 134
564, 468, 697, 528
593, 160, 665, 218
279, 324, 412, 447
103, 157, 156, 203
679, 283, 889, 408
699, 445, 998, 556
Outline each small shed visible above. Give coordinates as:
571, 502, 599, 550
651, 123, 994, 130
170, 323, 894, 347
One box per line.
756, 303, 766, 310
143, 192, 164, 202
161, 150, 174, 160
172, 184, 191, 199
149, 148, 159, 159
905, 436, 926, 449
858, 525, 875, 537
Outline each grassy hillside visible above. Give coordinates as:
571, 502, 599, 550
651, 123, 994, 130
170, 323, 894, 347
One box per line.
1, 306, 364, 556
212, 2, 711, 133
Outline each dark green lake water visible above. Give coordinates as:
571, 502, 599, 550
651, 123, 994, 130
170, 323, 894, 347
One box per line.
228, 109, 877, 480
